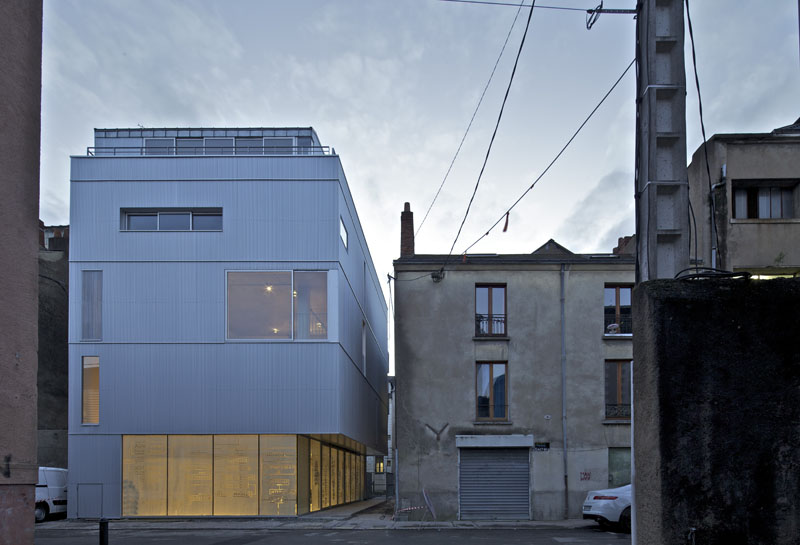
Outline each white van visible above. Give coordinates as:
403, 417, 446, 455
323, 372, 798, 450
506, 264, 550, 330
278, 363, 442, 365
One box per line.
35, 467, 68, 522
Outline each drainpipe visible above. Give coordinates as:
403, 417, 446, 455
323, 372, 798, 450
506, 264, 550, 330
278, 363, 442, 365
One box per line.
560, 263, 569, 519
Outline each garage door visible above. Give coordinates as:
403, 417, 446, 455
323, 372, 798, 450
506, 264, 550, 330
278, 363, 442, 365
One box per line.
459, 448, 530, 520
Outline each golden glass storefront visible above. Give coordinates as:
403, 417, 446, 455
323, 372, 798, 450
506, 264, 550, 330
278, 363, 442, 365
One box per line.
122, 434, 364, 517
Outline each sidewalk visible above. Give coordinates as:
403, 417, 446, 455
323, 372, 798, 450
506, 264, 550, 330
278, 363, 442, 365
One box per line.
38, 498, 595, 531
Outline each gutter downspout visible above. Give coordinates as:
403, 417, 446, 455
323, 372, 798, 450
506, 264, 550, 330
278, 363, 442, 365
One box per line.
560, 263, 569, 519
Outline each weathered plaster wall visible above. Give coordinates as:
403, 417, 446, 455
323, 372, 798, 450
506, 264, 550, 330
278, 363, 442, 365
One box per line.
395, 262, 633, 520
634, 278, 800, 545
0, 1, 43, 542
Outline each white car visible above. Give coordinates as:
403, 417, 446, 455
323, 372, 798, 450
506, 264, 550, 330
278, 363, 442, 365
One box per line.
35, 467, 68, 522
582, 483, 631, 532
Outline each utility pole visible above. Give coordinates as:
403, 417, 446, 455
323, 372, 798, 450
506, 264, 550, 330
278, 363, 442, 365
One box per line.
635, 0, 689, 281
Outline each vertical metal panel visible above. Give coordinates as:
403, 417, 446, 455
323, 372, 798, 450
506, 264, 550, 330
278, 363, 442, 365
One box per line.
67, 434, 122, 518
459, 448, 530, 520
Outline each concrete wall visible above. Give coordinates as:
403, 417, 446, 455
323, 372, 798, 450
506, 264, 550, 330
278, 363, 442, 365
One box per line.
688, 135, 800, 272
633, 278, 800, 544
0, 2, 42, 543
394, 259, 633, 520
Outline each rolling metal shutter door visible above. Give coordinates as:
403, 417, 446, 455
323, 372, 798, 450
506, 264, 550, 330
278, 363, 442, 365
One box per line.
459, 448, 530, 520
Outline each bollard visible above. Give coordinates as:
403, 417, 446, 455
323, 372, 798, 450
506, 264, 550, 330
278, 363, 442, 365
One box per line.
99, 518, 108, 545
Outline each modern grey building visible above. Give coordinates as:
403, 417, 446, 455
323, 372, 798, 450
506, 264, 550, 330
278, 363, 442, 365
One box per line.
68, 128, 388, 518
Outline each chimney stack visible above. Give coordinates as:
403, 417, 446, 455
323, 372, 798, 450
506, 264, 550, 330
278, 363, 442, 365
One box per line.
400, 202, 414, 257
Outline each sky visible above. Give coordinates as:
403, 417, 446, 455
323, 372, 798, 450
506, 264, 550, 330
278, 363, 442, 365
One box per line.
40, 0, 799, 368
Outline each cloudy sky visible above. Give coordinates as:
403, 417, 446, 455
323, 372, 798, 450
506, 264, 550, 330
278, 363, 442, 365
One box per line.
41, 0, 799, 354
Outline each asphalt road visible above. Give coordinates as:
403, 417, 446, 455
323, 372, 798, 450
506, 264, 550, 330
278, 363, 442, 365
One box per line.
36, 527, 631, 545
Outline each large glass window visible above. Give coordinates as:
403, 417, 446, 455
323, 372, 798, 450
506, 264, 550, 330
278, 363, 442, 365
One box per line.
81, 356, 99, 424
294, 272, 328, 339
263, 138, 294, 154
733, 184, 796, 219
604, 285, 632, 335
227, 271, 292, 339
476, 362, 507, 421
309, 439, 321, 512
475, 284, 506, 336
605, 360, 632, 420
260, 435, 297, 516
213, 435, 258, 515
122, 435, 167, 516
81, 271, 102, 341
127, 214, 158, 230
227, 271, 327, 340
167, 436, 213, 516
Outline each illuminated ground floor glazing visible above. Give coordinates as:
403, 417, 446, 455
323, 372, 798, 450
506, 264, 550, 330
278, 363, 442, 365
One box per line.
122, 434, 364, 516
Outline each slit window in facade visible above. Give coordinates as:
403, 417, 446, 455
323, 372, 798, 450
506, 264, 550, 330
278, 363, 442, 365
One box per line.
604, 285, 632, 335
476, 362, 507, 421
340, 217, 348, 250
81, 270, 102, 341
81, 356, 100, 424
475, 284, 506, 336
605, 360, 632, 419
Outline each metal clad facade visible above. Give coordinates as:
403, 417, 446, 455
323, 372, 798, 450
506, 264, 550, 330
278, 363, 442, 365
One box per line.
68, 129, 388, 518
459, 448, 531, 520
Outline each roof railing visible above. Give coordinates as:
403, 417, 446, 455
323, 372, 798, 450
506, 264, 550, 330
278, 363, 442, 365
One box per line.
86, 145, 332, 157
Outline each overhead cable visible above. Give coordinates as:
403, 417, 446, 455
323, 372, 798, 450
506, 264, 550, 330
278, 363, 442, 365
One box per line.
439, 0, 586, 11
460, 58, 636, 256
684, 0, 721, 265
416, 0, 526, 237
444, 0, 537, 265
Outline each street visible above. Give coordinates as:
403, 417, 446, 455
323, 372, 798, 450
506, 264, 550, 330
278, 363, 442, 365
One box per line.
36, 527, 630, 545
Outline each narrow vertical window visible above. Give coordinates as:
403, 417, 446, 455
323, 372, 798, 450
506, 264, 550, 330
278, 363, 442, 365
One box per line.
293, 272, 328, 340
475, 284, 506, 336
361, 321, 367, 374
604, 285, 632, 335
81, 270, 102, 341
82, 356, 100, 424
339, 217, 348, 250
605, 360, 632, 419
476, 362, 507, 420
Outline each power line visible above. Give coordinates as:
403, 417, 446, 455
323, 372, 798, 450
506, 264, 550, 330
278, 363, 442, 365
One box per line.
416, 0, 526, 237
460, 58, 636, 255
444, 0, 537, 264
439, 0, 587, 11
684, 0, 721, 267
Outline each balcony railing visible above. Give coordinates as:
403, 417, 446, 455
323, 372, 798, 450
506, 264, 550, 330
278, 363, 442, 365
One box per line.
87, 145, 332, 157
475, 314, 506, 336
604, 314, 632, 335
605, 404, 631, 419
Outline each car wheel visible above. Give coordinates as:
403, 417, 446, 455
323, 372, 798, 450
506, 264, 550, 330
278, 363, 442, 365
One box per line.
35, 503, 49, 523
618, 506, 631, 533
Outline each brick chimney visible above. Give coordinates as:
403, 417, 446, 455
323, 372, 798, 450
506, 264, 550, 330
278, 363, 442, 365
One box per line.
400, 202, 414, 257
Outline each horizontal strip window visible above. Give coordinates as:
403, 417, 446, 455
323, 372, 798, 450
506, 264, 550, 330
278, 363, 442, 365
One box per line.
122, 209, 222, 231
